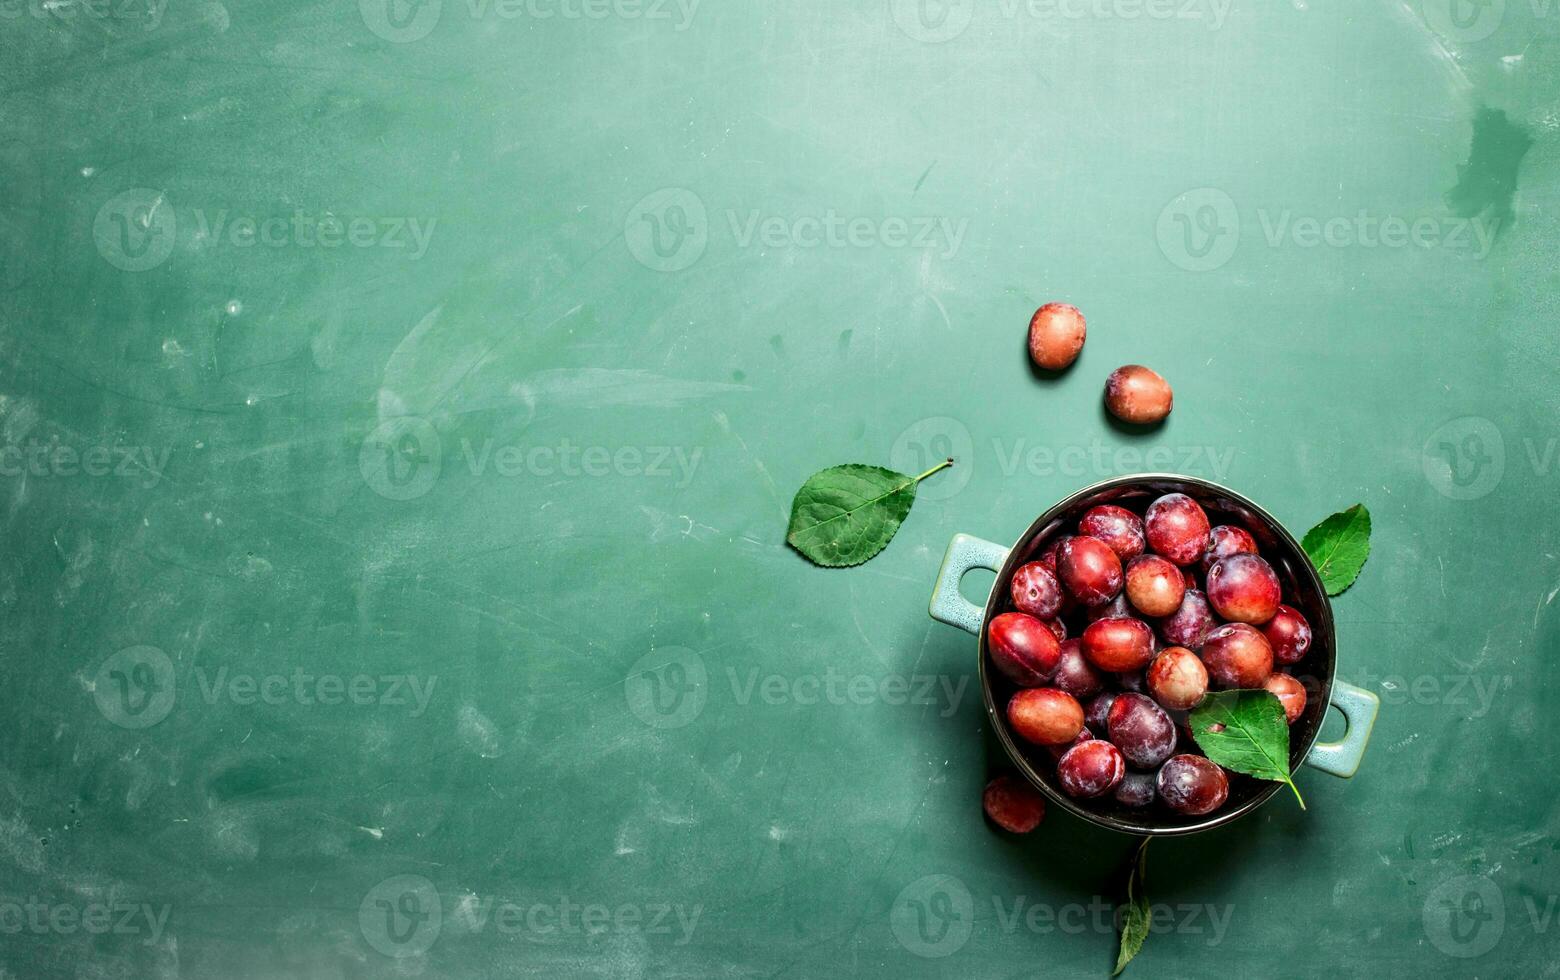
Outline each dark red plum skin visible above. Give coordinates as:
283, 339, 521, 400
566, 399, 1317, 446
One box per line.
1050, 639, 1105, 699
1125, 554, 1186, 618
1008, 688, 1085, 746
1201, 622, 1275, 688
983, 775, 1046, 833
1206, 553, 1282, 625
1078, 505, 1146, 561
988, 612, 1061, 686
1261, 604, 1313, 664
1114, 772, 1156, 808
1144, 493, 1211, 566
1156, 755, 1229, 816
1057, 536, 1125, 607
1081, 617, 1155, 672
1106, 693, 1178, 769
1200, 525, 1258, 573
1087, 593, 1132, 623
1084, 692, 1117, 734
1045, 726, 1095, 761
1057, 739, 1127, 798
1159, 590, 1216, 650
1264, 672, 1308, 723
1011, 562, 1064, 619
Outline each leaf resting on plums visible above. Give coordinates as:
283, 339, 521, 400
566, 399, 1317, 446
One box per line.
1113, 838, 1152, 975
785, 460, 951, 567
1189, 690, 1304, 809
1302, 503, 1371, 596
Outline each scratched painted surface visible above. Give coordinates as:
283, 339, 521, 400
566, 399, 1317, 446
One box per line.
0, 1, 1557, 977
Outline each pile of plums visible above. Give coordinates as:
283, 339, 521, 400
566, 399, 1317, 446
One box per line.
983, 493, 1314, 827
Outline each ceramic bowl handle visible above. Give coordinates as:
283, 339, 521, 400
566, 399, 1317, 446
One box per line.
1304, 680, 1380, 777
928, 534, 1011, 635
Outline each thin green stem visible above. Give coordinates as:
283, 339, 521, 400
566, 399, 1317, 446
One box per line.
913, 458, 955, 483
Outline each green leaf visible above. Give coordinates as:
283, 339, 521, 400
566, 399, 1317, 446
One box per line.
785, 460, 953, 567
1301, 503, 1371, 596
1113, 838, 1152, 976
1189, 690, 1305, 809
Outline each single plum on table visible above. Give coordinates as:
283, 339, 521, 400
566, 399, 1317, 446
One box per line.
1056, 535, 1124, 607
1010, 561, 1064, 619
1206, 553, 1282, 624
983, 775, 1046, 833
1081, 617, 1155, 672
1263, 673, 1308, 724
1261, 604, 1313, 664
1201, 623, 1275, 689
1144, 493, 1211, 566
1158, 589, 1217, 650
1078, 505, 1146, 561
1156, 755, 1229, 816
1104, 365, 1173, 424
1146, 646, 1208, 711
1008, 688, 1085, 746
1200, 524, 1258, 573
988, 612, 1061, 686
1125, 554, 1186, 617
1028, 302, 1087, 371
1057, 739, 1127, 798
1106, 692, 1178, 769
1050, 639, 1105, 699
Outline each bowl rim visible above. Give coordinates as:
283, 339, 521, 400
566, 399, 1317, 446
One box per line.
978, 472, 1335, 837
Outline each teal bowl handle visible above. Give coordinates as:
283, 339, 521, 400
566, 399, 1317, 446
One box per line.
1304, 679, 1380, 777
929, 533, 1011, 635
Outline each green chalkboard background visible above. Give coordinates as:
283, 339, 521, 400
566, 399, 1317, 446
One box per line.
2, 0, 1558, 976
